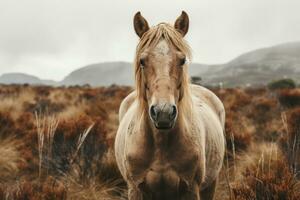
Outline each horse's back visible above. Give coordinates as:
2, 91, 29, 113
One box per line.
190, 84, 225, 188
118, 91, 136, 122
190, 84, 225, 128
115, 91, 137, 180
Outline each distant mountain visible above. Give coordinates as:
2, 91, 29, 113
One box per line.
61, 41, 300, 87
0, 42, 299, 87
60, 62, 210, 86
199, 42, 300, 87
0, 73, 57, 85
61, 62, 134, 86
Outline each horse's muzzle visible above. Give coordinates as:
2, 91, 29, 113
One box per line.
149, 103, 177, 129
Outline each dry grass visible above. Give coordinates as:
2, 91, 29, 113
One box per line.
231, 143, 300, 199
0, 137, 24, 179
65, 170, 126, 200
0, 84, 299, 199
279, 108, 300, 174
278, 89, 300, 108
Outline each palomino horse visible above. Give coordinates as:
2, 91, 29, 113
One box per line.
115, 11, 225, 200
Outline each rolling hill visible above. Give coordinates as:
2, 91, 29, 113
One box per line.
0, 73, 57, 85
60, 62, 210, 86
200, 42, 300, 86
0, 42, 299, 87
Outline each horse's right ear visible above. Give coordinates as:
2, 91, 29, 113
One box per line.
134, 12, 149, 38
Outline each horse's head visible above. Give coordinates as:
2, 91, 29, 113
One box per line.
133, 11, 191, 130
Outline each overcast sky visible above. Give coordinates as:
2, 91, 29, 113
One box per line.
0, 0, 299, 81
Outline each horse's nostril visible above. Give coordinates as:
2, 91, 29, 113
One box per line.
170, 105, 177, 120
150, 106, 157, 120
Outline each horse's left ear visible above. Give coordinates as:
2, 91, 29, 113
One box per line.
174, 11, 189, 37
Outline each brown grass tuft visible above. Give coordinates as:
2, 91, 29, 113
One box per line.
279, 108, 300, 173
232, 158, 299, 200
278, 89, 300, 108
0, 138, 24, 180
225, 112, 253, 155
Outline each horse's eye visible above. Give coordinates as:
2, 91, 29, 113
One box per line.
140, 58, 145, 66
179, 57, 186, 66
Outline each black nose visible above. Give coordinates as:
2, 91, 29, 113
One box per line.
169, 105, 177, 121
150, 105, 158, 121
149, 104, 177, 129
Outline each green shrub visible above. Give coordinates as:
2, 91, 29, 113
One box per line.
268, 79, 296, 90
278, 89, 300, 108
190, 76, 202, 85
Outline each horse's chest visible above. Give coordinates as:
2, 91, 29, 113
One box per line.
126, 138, 200, 196
152, 142, 199, 176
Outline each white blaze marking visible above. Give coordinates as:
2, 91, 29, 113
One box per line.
154, 40, 171, 75
155, 40, 170, 55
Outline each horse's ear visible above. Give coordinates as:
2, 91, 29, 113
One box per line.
134, 12, 150, 38
174, 11, 189, 37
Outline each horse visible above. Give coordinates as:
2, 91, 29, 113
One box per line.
115, 11, 225, 200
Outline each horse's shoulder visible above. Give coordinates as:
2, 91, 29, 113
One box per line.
119, 91, 136, 122
190, 84, 225, 127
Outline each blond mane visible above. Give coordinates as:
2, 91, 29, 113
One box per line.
134, 23, 193, 117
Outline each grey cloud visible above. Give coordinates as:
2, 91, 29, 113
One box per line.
0, 0, 299, 80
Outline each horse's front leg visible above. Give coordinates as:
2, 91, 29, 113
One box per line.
200, 178, 217, 200
180, 183, 200, 200
128, 185, 143, 200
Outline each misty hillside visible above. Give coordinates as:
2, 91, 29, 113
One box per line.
61, 62, 134, 86
0, 73, 56, 85
0, 42, 299, 87
60, 62, 209, 86
200, 42, 300, 86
